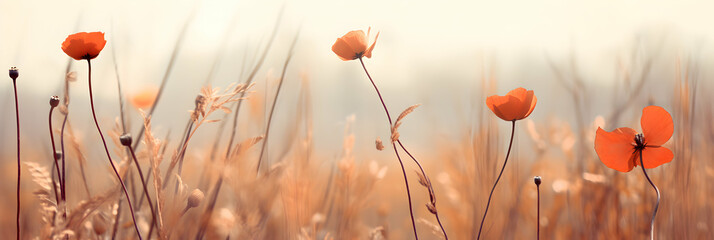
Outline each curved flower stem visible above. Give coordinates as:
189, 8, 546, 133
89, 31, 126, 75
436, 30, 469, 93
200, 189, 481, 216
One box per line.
11, 76, 21, 240
358, 57, 419, 240
59, 112, 69, 215
86, 59, 142, 240
49, 104, 63, 204
398, 141, 448, 240
477, 120, 516, 240
639, 149, 660, 240
127, 145, 158, 238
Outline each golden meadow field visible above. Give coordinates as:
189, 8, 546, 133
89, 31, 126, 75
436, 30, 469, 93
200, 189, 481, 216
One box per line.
1, 1, 713, 239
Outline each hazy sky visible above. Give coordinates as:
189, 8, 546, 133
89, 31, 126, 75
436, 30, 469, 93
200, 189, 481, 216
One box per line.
1, 0, 712, 158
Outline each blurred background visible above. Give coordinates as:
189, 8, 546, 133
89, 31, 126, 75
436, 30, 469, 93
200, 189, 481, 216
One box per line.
0, 0, 713, 239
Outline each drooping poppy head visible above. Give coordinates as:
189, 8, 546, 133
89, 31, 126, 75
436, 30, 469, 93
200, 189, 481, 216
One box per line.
485, 87, 537, 121
61, 32, 107, 60
332, 28, 380, 61
594, 106, 674, 172
130, 86, 158, 110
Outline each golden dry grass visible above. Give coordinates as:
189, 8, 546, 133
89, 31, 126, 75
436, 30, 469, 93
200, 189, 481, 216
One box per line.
1, 30, 712, 240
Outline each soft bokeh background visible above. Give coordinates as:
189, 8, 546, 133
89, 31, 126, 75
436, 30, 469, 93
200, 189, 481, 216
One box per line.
1, 0, 713, 239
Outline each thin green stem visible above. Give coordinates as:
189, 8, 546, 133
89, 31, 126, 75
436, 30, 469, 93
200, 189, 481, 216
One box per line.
86, 59, 142, 240
359, 57, 419, 240
477, 120, 516, 240
639, 149, 660, 240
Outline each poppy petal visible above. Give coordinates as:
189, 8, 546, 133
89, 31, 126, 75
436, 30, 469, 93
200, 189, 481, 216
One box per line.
61, 32, 106, 60
486, 95, 508, 120
332, 38, 357, 61
594, 127, 637, 172
516, 89, 535, 120
523, 93, 537, 119
341, 30, 367, 55
641, 106, 673, 146
638, 146, 673, 169
486, 95, 522, 121
364, 31, 379, 59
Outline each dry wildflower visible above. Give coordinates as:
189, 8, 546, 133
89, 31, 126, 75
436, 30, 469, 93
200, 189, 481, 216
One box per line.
187, 189, 205, 209
9, 66, 18, 80
552, 179, 570, 193
375, 137, 384, 151
415, 170, 429, 187
369, 161, 388, 180
391, 104, 420, 142
24, 162, 53, 192
368, 226, 386, 240
582, 172, 607, 183
418, 218, 445, 240
92, 214, 108, 236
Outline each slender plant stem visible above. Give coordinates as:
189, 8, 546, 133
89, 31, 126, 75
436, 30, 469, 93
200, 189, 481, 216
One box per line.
256, 33, 298, 173
127, 145, 158, 237
639, 149, 660, 240
537, 181, 540, 240
12, 77, 21, 240
477, 120, 516, 240
86, 59, 142, 240
49, 103, 63, 204
111, 196, 123, 240
223, 7, 283, 161
59, 112, 69, 215
358, 57, 419, 240
398, 141, 449, 239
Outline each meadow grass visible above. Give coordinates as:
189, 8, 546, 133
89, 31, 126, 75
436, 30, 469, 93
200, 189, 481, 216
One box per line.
1, 23, 712, 240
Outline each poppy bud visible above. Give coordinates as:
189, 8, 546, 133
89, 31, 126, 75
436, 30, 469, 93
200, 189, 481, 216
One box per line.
534, 176, 542, 186
50, 96, 60, 107
9, 67, 18, 80
119, 134, 132, 146
187, 189, 204, 209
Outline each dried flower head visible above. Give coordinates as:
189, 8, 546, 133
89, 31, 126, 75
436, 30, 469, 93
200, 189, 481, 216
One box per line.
49, 96, 60, 107
9, 67, 18, 80
187, 189, 204, 209
119, 134, 132, 146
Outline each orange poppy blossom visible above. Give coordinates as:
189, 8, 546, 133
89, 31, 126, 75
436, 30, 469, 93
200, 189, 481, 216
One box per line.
130, 86, 159, 110
331, 28, 379, 61
594, 105, 673, 172
477, 87, 536, 240
485, 87, 537, 121
61, 32, 107, 60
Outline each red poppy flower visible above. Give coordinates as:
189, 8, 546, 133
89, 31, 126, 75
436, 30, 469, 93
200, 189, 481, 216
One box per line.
331, 28, 379, 61
594, 106, 674, 172
61, 32, 107, 60
485, 87, 537, 121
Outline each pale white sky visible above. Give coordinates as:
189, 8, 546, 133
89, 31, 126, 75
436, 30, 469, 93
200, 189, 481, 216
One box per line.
0, 0, 712, 158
